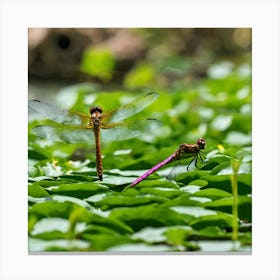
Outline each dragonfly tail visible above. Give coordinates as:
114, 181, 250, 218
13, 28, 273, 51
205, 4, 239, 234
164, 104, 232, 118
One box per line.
128, 153, 176, 188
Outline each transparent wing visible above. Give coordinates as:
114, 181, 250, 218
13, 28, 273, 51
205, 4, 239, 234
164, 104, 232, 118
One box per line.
28, 100, 90, 125
102, 92, 159, 122
29, 94, 160, 143
31, 125, 94, 143
166, 152, 205, 180
100, 118, 161, 141
31, 118, 161, 143
166, 162, 188, 181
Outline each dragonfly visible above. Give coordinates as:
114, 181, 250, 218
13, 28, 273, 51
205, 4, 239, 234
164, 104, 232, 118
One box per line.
28, 92, 159, 181
128, 138, 206, 188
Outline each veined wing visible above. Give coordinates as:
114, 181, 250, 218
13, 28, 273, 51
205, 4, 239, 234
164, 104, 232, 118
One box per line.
166, 154, 203, 180
31, 124, 94, 143
28, 99, 90, 125
100, 118, 161, 141
31, 118, 159, 143
102, 92, 159, 123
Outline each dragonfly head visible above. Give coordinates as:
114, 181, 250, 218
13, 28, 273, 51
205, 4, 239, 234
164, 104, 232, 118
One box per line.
90, 106, 103, 121
196, 138, 206, 150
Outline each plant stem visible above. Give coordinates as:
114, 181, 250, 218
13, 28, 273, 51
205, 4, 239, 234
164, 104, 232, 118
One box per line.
230, 156, 243, 242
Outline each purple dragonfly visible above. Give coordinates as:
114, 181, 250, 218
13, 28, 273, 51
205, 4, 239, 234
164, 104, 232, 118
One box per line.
129, 138, 206, 188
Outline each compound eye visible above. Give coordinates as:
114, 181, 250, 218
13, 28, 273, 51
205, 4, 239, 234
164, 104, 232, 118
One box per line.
95, 106, 103, 113
90, 106, 103, 114
197, 138, 206, 149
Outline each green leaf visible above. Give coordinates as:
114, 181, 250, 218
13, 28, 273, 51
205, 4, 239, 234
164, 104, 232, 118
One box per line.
110, 205, 191, 231
107, 243, 172, 252
188, 179, 209, 187
201, 174, 251, 195
132, 227, 171, 243
210, 161, 251, 175
197, 226, 227, 238
29, 201, 86, 219
101, 175, 138, 187
30, 180, 67, 187
49, 182, 109, 199
124, 63, 156, 88
32, 231, 68, 240
59, 174, 97, 182
90, 193, 167, 211
83, 233, 138, 251
28, 237, 89, 252
170, 206, 217, 218
82, 224, 121, 235
129, 179, 179, 189
210, 115, 233, 131
204, 196, 252, 221
161, 193, 202, 208
30, 216, 87, 241
31, 217, 69, 235
80, 48, 115, 81
164, 228, 189, 246
50, 195, 93, 210
225, 131, 251, 146
194, 188, 232, 200
28, 184, 50, 198
176, 171, 210, 185
190, 213, 233, 230
196, 240, 242, 252
28, 149, 48, 160
29, 200, 132, 235
138, 187, 183, 199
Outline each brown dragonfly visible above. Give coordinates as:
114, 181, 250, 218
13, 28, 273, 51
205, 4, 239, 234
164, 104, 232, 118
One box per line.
29, 92, 159, 181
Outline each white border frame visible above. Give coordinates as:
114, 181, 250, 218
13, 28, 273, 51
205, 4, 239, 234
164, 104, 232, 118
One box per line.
1, 0, 280, 279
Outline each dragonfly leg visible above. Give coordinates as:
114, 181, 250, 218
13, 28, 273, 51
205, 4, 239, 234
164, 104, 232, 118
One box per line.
195, 154, 199, 168
199, 153, 204, 163
186, 155, 197, 171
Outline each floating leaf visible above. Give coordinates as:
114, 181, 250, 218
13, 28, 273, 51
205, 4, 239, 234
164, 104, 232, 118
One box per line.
90, 194, 167, 211
28, 184, 50, 198
110, 205, 191, 231
29, 237, 89, 252
194, 188, 232, 200
196, 240, 241, 252
138, 187, 183, 199
171, 206, 217, 218
204, 196, 252, 221
48, 182, 109, 199
190, 213, 233, 230
211, 115, 232, 131
201, 174, 251, 195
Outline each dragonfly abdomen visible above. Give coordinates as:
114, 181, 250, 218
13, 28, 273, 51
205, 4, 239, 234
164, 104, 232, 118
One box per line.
93, 125, 103, 181
130, 152, 176, 187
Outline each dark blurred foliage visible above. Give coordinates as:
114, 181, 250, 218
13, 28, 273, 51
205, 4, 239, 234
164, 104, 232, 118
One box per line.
28, 28, 251, 84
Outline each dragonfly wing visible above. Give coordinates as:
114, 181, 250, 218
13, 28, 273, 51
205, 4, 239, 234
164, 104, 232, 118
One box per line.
103, 92, 159, 122
31, 125, 94, 143
170, 152, 204, 176
101, 126, 140, 141
166, 162, 188, 181
32, 121, 155, 143
28, 100, 89, 125
100, 118, 160, 141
